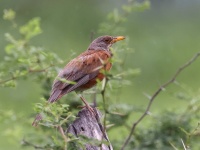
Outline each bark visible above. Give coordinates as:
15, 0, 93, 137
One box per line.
67, 108, 113, 150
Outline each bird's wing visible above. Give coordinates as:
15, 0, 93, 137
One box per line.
48, 50, 111, 103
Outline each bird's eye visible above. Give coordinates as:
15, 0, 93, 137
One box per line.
104, 39, 110, 43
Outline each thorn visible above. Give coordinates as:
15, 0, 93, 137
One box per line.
174, 80, 179, 85
160, 86, 166, 91
181, 139, 187, 150
146, 111, 152, 115
143, 92, 152, 100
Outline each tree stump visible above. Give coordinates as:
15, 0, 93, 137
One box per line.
67, 108, 113, 150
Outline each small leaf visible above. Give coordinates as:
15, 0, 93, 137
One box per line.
19, 17, 42, 40
5, 44, 15, 54
3, 9, 16, 21
4, 80, 16, 87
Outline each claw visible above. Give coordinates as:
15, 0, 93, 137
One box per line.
78, 104, 96, 115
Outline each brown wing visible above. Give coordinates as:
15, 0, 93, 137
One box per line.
48, 50, 112, 103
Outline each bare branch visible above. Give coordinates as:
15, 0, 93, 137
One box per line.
121, 51, 200, 150
58, 125, 68, 143
58, 125, 68, 149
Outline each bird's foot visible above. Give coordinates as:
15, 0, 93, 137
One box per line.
78, 104, 96, 116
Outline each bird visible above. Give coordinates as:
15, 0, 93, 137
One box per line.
32, 35, 125, 126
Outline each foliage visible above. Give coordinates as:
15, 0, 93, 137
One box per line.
1, 1, 200, 150
1, 10, 63, 88
130, 111, 199, 150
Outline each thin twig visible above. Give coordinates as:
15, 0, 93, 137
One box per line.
58, 125, 68, 143
58, 125, 68, 149
29, 64, 54, 73
100, 76, 109, 150
0, 76, 16, 84
121, 52, 200, 150
0, 65, 54, 85
101, 77, 109, 130
22, 139, 44, 149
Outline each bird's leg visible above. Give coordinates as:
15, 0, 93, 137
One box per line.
78, 94, 95, 114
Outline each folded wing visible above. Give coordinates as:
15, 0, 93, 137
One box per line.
48, 50, 111, 103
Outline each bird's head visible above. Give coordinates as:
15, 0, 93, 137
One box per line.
87, 35, 125, 51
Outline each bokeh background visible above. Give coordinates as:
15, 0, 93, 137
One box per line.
1, 0, 200, 149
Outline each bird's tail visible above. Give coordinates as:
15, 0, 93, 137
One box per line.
32, 113, 43, 127
48, 90, 62, 103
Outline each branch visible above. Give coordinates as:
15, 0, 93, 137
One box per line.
67, 108, 113, 150
101, 77, 109, 130
28, 65, 53, 73
58, 125, 68, 149
121, 51, 200, 150
21, 139, 44, 149
0, 65, 54, 85
0, 76, 16, 84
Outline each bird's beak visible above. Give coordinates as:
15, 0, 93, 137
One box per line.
112, 36, 125, 43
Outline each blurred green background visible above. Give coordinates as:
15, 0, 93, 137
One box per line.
1, 0, 200, 149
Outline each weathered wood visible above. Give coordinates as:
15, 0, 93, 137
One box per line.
67, 108, 113, 150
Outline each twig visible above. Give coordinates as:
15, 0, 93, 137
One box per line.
0, 65, 54, 85
100, 76, 109, 150
58, 125, 68, 143
21, 139, 44, 149
29, 64, 54, 73
58, 125, 68, 149
101, 77, 109, 130
121, 52, 200, 150
0, 76, 16, 84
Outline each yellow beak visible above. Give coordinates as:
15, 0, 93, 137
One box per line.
112, 36, 125, 43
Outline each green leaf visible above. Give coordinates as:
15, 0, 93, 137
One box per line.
19, 17, 42, 40
133, 0, 150, 12
3, 80, 16, 87
122, 5, 133, 13
5, 44, 15, 54
3, 9, 16, 21
19, 70, 28, 76
4, 33, 17, 44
